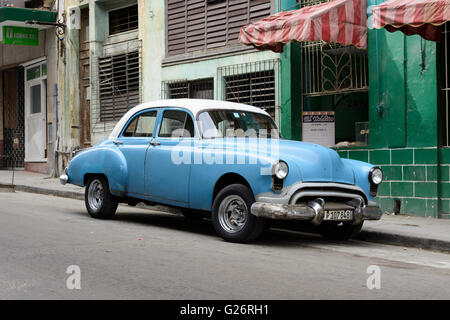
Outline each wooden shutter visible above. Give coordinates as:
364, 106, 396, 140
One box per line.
187, 0, 206, 52
206, 0, 227, 49
249, 0, 271, 22
167, 0, 187, 56
99, 51, 140, 122
227, 0, 249, 44
167, 0, 271, 55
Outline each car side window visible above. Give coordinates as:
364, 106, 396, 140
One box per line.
123, 111, 157, 137
159, 110, 195, 138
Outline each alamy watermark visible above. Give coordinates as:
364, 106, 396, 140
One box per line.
366, 265, 381, 290
169, 129, 281, 175
66, 265, 81, 290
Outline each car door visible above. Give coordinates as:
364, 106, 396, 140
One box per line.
144, 108, 196, 205
115, 109, 158, 196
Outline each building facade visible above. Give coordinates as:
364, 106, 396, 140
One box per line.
0, 0, 59, 175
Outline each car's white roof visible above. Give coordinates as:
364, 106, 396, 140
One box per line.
109, 99, 270, 139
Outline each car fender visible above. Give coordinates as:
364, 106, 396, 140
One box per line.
188, 149, 302, 211
341, 158, 374, 200
67, 146, 128, 196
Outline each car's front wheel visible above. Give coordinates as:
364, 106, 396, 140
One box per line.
85, 176, 118, 219
318, 221, 364, 240
212, 184, 265, 243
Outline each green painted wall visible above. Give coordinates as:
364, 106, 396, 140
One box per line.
338, 29, 442, 218
368, 29, 438, 149
267, 0, 447, 217
280, 42, 302, 140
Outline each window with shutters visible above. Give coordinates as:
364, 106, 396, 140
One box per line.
166, 0, 271, 56
109, 4, 139, 35
98, 51, 141, 122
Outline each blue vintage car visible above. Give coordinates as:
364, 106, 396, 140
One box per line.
60, 99, 383, 243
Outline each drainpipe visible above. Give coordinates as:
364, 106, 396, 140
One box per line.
53, 83, 59, 177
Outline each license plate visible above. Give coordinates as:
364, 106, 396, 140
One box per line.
324, 209, 353, 221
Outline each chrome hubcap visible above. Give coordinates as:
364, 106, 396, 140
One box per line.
218, 195, 248, 233
88, 179, 104, 212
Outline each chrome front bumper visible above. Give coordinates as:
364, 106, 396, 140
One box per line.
59, 168, 68, 185
250, 199, 382, 225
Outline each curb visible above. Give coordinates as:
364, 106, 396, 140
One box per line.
356, 230, 450, 254
0, 182, 84, 201
3, 182, 450, 253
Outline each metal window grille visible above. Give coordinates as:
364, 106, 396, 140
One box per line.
1, 67, 25, 169
299, 0, 368, 96
441, 23, 450, 146
300, 0, 331, 7
217, 59, 280, 119
161, 78, 214, 100
97, 50, 141, 123
109, 4, 138, 36
302, 41, 368, 97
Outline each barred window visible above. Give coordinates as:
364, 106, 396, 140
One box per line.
109, 4, 138, 36
224, 71, 275, 118
218, 60, 279, 119
162, 78, 214, 100
300, 0, 332, 7
302, 42, 368, 97
99, 51, 140, 122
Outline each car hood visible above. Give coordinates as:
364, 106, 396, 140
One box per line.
205, 138, 356, 185
276, 139, 355, 185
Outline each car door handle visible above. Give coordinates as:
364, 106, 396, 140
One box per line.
150, 141, 161, 146
113, 140, 123, 145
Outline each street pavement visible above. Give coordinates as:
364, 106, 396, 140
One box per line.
1, 191, 450, 299
2, 169, 450, 253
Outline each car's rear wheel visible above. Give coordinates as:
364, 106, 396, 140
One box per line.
318, 221, 364, 240
85, 176, 118, 219
212, 184, 265, 243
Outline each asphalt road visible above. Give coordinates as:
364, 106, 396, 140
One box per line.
1, 191, 450, 300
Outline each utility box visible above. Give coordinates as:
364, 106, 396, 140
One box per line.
67, 6, 81, 30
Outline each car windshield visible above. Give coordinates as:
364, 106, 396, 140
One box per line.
198, 110, 280, 139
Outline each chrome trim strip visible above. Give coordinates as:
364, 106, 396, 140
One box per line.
290, 191, 365, 205
255, 182, 368, 205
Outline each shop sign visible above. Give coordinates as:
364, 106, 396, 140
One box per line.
302, 111, 335, 147
2, 26, 39, 46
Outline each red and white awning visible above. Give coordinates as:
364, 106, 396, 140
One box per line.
238, 0, 368, 52
372, 0, 450, 41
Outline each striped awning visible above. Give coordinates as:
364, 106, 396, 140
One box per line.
371, 0, 450, 41
238, 0, 368, 52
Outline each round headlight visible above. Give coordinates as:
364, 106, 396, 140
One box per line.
369, 167, 383, 185
272, 161, 289, 180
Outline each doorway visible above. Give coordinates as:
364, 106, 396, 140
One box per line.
2, 67, 25, 169
24, 61, 47, 163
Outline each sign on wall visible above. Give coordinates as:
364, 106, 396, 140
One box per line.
2, 26, 39, 46
302, 111, 335, 147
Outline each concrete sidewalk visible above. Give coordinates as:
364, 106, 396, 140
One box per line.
0, 169, 84, 200
1, 169, 450, 253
